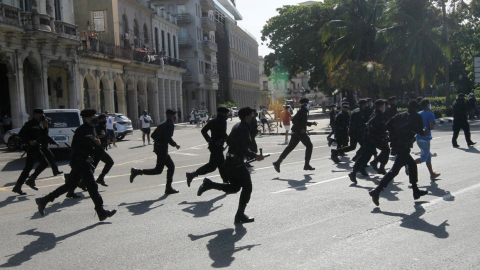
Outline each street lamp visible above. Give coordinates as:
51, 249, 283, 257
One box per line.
367, 62, 374, 98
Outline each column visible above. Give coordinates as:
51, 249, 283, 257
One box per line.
209, 90, 215, 117
7, 72, 23, 128
164, 79, 171, 109
158, 78, 166, 121
40, 60, 50, 109
174, 80, 178, 116
151, 79, 160, 124
88, 88, 98, 111
178, 81, 184, 122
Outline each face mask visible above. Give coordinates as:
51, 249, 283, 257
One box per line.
92, 117, 99, 126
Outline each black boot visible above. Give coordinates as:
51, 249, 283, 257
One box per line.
130, 168, 142, 183
95, 207, 117, 221
12, 185, 27, 196
234, 204, 254, 224
348, 172, 357, 184
413, 185, 428, 200
331, 150, 341, 163
53, 170, 64, 176
359, 167, 369, 177
369, 186, 383, 206
66, 192, 81, 199
272, 159, 282, 173
165, 185, 179, 195
35, 197, 48, 216
186, 172, 197, 187
452, 142, 460, 148
377, 164, 387, 175
96, 174, 108, 187
197, 178, 213, 196
303, 164, 315, 171
25, 177, 38, 191
467, 141, 477, 146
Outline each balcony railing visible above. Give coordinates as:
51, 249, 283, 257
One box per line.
201, 17, 216, 32
204, 72, 219, 83
176, 13, 191, 24
182, 72, 194, 82
202, 40, 218, 52
200, 0, 215, 9
179, 37, 193, 47
55, 21, 78, 40
0, 4, 22, 27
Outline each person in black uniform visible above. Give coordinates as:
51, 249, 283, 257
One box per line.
186, 107, 229, 187
327, 104, 337, 141
197, 107, 265, 223
331, 100, 367, 163
386, 96, 398, 121
349, 100, 390, 183
368, 100, 429, 206
12, 109, 51, 195
329, 104, 350, 150
39, 117, 63, 177
452, 93, 477, 147
93, 114, 114, 187
272, 98, 318, 173
35, 109, 116, 221
130, 109, 181, 194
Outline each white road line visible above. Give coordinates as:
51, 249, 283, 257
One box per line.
272, 176, 349, 194
170, 152, 199, 156
422, 182, 480, 209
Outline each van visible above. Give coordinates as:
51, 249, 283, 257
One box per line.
43, 109, 82, 149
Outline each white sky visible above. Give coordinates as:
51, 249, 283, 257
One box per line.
235, 0, 471, 57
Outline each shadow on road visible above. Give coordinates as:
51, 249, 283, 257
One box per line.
0, 195, 33, 209
30, 196, 84, 219
371, 203, 449, 239
271, 174, 315, 191
0, 223, 109, 268
421, 181, 455, 201
119, 194, 169, 216
457, 146, 480, 154
1, 158, 70, 173
179, 194, 227, 218
188, 224, 260, 268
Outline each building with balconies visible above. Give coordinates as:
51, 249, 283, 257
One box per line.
73, 0, 186, 126
0, 0, 80, 129
150, 0, 219, 116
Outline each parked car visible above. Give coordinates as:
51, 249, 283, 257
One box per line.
112, 113, 133, 140
231, 107, 239, 117
43, 109, 82, 149
4, 128, 21, 147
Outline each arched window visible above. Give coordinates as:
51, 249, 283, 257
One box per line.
133, 19, 139, 47
143, 24, 149, 46
122, 14, 129, 47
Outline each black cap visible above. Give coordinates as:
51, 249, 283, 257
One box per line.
217, 106, 230, 114
81, 109, 97, 118
33, 108, 44, 114
166, 109, 177, 115
342, 104, 350, 109
300, 98, 309, 104
331, 104, 337, 108
358, 99, 367, 105
238, 107, 253, 120
97, 114, 107, 120
143, 110, 148, 114
105, 111, 109, 114
388, 96, 397, 102
366, 98, 372, 102
458, 93, 466, 98
374, 99, 386, 106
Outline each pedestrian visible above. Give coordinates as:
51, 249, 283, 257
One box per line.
452, 93, 476, 147
349, 100, 390, 183
331, 99, 367, 163
140, 110, 152, 146
186, 107, 229, 187
200, 108, 207, 127
130, 109, 181, 195
39, 117, 63, 177
229, 107, 233, 121
279, 104, 292, 144
177, 108, 182, 122
197, 107, 265, 224
105, 111, 117, 148
35, 109, 117, 221
386, 96, 398, 121
11, 109, 51, 195
195, 109, 201, 128
368, 100, 429, 206
258, 105, 273, 133
327, 104, 337, 142
416, 99, 441, 180
272, 98, 318, 173
329, 103, 350, 150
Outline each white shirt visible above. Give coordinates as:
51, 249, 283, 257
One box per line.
140, 115, 152, 128
106, 116, 115, 130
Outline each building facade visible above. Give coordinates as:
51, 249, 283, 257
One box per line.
0, 0, 79, 129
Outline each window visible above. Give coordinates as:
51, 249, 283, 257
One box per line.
263, 81, 268, 90
44, 112, 81, 128
173, 35, 177, 58
176, 4, 186, 14
122, 14, 129, 47
133, 20, 139, 47
54, 0, 61, 20
179, 27, 187, 38
93, 11, 105, 32
167, 33, 171, 56
161, 30, 165, 51
143, 24, 149, 45
19, 0, 31, 12
155, 27, 159, 52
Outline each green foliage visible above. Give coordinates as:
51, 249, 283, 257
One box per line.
218, 101, 236, 108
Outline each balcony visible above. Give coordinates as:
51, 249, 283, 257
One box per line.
204, 73, 219, 83
55, 21, 78, 41
200, 0, 215, 9
182, 72, 194, 82
179, 37, 193, 48
201, 17, 216, 32
202, 40, 218, 53
0, 3, 22, 27
176, 13, 191, 24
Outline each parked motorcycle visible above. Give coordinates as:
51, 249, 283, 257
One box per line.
7, 134, 24, 152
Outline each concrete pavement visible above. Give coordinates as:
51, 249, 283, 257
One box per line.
0, 118, 480, 269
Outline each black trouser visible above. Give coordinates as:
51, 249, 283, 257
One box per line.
41, 146, 59, 174
15, 147, 49, 187
353, 139, 389, 171
196, 147, 225, 177
334, 136, 360, 155
46, 161, 103, 209
378, 150, 418, 189
209, 160, 252, 207
327, 124, 336, 138
371, 140, 390, 165
143, 151, 175, 186
249, 136, 258, 153
452, 120, 472, 144
333, 128, 349, 149
279, 132, 313, 163
93, 150, 114, 176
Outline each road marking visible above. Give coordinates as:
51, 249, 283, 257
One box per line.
272, 176, 349, 194
170, 152, 199, 156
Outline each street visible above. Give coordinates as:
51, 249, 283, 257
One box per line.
1, 117, 480, 269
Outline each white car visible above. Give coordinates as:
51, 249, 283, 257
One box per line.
112, 113, 133, 140
44, 109, 82, 149
3, 128, 21, 145
231, 107, 239, 117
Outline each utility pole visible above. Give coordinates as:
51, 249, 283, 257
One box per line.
441, 0, 451, 106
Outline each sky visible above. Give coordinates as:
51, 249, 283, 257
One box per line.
234, 0, 472, 57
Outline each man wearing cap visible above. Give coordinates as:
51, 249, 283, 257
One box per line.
197, 107, 265, 224
349, 100, 390, 183
331, 100, 367, 163
327, 104, 338, 141
273, 98, 318, 172
186, 107, 229, 187
130, 109, 181, 194
452, 93, 476, 147
12, 109, 51, 195
386, 97, 398, 120
35, 109, 116, 221
329, 103, 350, 150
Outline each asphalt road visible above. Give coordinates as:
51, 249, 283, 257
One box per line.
1, 117, 480, 269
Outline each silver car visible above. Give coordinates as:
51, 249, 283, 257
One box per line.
112, 113, 133, 140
